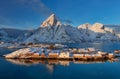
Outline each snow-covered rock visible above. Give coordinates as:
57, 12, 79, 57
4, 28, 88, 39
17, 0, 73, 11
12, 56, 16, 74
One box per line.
1, 14, 119, 43
90, 23, 105, 33
25, 25, 74, 43
0, 30, 7, 40
3, 47, 61, 59
25, 13, 120, 43
77, 23, 119, 42
0, 30, 13, 42
78, 23, 96, 42
106, 25, 120, 38
78, 23, 91, 29
41, 14, 61, 27
0, 28, 32, 42
25, 14, 82, 43
4, 48, 31, 58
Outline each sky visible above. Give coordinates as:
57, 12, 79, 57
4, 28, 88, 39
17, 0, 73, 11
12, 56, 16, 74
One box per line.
0, 0, 120, 29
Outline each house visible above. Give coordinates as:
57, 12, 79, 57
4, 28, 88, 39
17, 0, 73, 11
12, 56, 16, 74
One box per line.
93, 54, 102, 59
73, 54, 84, 58
31, 53, 40, 58
59, 52, 70, 58
48, 53, 59, 58
41, 53, 46, 58
108, 53, 114, 58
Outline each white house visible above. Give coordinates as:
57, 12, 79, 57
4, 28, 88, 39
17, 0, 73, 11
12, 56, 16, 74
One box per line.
59, 52, 70, 58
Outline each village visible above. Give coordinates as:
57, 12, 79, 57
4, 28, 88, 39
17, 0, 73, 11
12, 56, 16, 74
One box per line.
3, 44, 120, 61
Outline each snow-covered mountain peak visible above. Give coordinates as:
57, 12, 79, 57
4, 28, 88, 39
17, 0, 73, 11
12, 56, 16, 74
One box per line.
41, 14, 62, 27
92, 23, 104, 29
78, 23, 91, 29
90, 23, 105, 33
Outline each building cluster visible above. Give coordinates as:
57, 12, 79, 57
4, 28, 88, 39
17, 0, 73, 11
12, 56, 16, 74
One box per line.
4, 47, 115, 61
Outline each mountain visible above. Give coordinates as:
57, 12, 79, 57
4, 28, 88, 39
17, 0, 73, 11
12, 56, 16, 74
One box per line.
25, 14, 120, 43
40, 14, 61, 27
0, 29, 11, 42
104, 25, 120, 38
78, 23, 119, 41
78, 23, 96, 42
1, 14, 120, 43
0, 28, 32, 42
78, 23, 91, 29
25, 14, 84, 43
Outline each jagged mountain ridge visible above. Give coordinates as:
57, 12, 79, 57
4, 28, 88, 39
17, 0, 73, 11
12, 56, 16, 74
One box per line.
78, 23, 120, 41
0, 14, 120, 43
25, 14, 120, 43
25, 14, 76, 43
0, 28, 33, 42
40, 14, 61, 27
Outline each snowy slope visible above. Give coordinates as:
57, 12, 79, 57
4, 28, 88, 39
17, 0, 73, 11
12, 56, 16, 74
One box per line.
1, 14, 119, 43
40, 14, 61, 27
25, 14, 75, 43
104, 25, 120, 38
78, 23, 119, 41
0, 28, 32, 42
25, 14, 120, 43
0, 30, 12, 42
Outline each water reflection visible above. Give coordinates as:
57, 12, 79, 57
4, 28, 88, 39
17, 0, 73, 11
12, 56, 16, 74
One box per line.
6, 59, 41, 66
6, 59, 55, 74
1, 42, 120, 79
5, 59, 70, 66
3, 58, 120, 79
6, 59, 115, 66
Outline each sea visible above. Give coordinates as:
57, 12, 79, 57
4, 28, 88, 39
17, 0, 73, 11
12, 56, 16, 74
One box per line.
0, 42, 120, 79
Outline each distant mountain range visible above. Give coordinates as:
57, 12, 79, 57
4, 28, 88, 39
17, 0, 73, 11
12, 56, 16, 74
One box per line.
0, 14, 120, 43
0, 28, 33, 42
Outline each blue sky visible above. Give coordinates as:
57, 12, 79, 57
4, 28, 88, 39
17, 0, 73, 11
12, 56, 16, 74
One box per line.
0, 0, 120, 29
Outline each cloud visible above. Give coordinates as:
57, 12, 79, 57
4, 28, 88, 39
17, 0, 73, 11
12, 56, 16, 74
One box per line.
17, 0, 53, 16
64, 19, 73, 24
61, 19, 73, 24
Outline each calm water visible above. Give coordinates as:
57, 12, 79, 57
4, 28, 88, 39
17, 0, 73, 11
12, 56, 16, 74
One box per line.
0, 42, 120, 79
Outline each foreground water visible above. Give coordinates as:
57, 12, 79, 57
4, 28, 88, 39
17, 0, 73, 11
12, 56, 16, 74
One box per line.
0, 42, 120, 79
